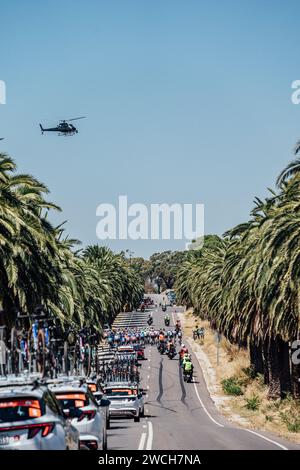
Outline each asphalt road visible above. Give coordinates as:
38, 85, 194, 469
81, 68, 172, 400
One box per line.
107, 307, 300, 451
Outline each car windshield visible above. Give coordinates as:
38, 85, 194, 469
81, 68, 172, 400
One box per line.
54, 392, 89, 411
0, 397, 44, 423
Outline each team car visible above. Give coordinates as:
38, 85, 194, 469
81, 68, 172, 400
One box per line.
50, 380, 107, 450
0, 379, 79, 450
104, 382, 144, 422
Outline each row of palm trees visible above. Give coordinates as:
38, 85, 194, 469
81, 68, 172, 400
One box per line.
176, 147, 300, 400
0, 154, 143, 330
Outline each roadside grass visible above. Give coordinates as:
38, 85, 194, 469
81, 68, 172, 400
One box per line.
180, 309, 300, 444
221, 377, 243, 396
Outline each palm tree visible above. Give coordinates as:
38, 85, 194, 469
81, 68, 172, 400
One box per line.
175, 154, 300, 399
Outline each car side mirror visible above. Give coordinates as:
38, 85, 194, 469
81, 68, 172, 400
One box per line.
100, 398, 111, 407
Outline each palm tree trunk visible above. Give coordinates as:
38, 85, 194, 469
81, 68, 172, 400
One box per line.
291, 340, 300, 399
291, 362, 300, 399
266, 337, 281, 400
278, 339, 291, 397
249, 341, 264, 375
262, 340, 269, 385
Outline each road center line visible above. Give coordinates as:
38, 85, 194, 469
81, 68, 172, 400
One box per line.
146, 421, 153, 450
138, 432, 147, 450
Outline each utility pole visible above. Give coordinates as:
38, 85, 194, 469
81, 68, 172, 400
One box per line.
215, 332, 221, 366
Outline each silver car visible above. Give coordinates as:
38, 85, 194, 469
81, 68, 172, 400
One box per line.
0, 382, 79, 450
104, 382, 144, 422
86, 379, 111, 430
51, 382, 107, 450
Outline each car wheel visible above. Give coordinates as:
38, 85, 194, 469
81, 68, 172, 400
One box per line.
134, 413, 140, 422
103, 429, 108, 451
107, 415, 110, 429
140, 407, 145, 417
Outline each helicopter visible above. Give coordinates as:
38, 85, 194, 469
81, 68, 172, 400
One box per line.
39, 116, 86, 136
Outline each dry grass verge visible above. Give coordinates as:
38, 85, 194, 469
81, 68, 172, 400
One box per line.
179, 309, 300, 444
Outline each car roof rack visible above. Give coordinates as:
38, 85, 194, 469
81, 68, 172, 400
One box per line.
0, 374, 44, 390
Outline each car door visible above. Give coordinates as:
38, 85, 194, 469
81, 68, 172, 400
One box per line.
41, 391, 67, 450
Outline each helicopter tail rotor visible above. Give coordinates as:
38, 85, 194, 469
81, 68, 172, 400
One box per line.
39, 124, 44, 134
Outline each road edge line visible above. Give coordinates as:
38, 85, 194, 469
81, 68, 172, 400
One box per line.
192, 379, 224, 428
243, 429, 288, 451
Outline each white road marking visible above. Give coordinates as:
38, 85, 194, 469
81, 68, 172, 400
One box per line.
188, 340, 288, 449
147, 375, 150, 379
138, 432, 147, 450
243, 429, 288, 450
147, 384, 150, 389
172, 311, 176, 326
146, 421, 153, 450
143, 424, 147, 429
148, 366, 151, 369
193, 379, 224, 428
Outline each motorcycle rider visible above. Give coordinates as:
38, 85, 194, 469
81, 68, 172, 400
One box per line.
158, 330, 166, 353
167, 339, 176, 357
183, 356, 193, 379
179, 344, 188, 364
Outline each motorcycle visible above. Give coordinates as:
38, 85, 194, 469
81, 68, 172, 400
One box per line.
158, 342, 166, 354
167, 348, 176, 359
183, 369, 193, 382
164, 318, 170, 326
147, 317, 153, 326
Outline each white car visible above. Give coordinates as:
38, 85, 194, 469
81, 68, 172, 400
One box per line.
104, 382, 144, 422
51, 382, 107, 450
0, 382, 79, 450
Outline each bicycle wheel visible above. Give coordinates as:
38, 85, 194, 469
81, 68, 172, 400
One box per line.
27, 327, 36, 373
37, 330, 46, 377
62, 341, 68, 375
10, 327, 19, 375
83, 344, 91, 377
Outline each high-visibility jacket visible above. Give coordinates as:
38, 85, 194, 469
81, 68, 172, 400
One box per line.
159, 334, 165, 342
184, 361, 193, 372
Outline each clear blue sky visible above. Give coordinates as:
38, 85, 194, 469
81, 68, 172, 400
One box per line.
1, 0, 300, 257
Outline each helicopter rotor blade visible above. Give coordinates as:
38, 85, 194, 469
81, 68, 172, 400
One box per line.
67, 116, 86, 122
